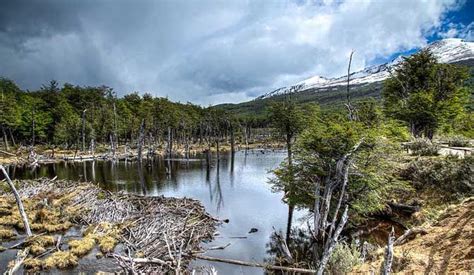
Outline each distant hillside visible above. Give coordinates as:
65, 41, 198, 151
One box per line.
218, 39, 474, 117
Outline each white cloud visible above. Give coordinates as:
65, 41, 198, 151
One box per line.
0, 0, 466, 105
439, 22, 474, 41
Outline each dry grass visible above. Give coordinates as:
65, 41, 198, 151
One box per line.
69, 236, 96, 256
0, 226, 15, 239
23, 258, 43, 271
43, 251, 78, 269
353, 198, 474, 274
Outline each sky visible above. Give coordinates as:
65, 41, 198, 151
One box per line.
0, 0, 473, 105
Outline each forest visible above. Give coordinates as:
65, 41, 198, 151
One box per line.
0, 50, 473, 274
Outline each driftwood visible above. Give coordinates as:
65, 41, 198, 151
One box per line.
194, 254, 317, 274
0, 149, 15, 156
382, 227, 395, 275
394, 227, 427, 246
2, 179, 218, 273
5, 247, 30, 275
0, 165, 32, 236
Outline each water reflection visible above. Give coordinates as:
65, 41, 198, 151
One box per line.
7, 150, 305, 274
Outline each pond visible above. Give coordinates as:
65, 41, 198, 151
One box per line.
6, 150, 305, 274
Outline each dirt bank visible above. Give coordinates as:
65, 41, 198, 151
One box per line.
354, 198, 474, 274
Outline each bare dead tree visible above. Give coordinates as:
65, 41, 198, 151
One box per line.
345, 50, 358, 121
382, 227, 395, 275
82, 109, 87, 152
1, 126, 9, 151
312, 140, 364, 274
0, 165, 32, 236
137, 120, 145, 162
31, 107, 35, 146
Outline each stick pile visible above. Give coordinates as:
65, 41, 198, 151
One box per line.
1, 179, 218, 273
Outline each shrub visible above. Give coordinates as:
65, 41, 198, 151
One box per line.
327, 242, 363, 274
400, 155, 473, 195
405, 138, 439, 156
447, 135, 471, 147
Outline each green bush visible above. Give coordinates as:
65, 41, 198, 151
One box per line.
406, 138, 439, 156
327, 242, 363, 274
400, 155, 473, 195
447, 135, 471, 147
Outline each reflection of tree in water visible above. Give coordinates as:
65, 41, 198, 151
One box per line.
213, 160, 224, 212
265, 227, 316, 272
206, 159, 224, 212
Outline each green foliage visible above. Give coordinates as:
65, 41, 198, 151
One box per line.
400, 155, 473, 195
268, 97, 307, 145
382, 50, 470, 139
446, 135, 471, 147
327, 242, 363, 274
0, 78, 241, 148
405, 138, 440, 156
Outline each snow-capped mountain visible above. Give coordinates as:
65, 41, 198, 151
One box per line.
256, 38, 474, 100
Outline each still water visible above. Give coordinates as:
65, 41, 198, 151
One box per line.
8, 150, 305, 274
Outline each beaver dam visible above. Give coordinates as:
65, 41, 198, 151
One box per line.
0, 178, 219, 273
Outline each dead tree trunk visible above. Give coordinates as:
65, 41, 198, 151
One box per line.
137, 120, 145, 162
230, 124, 235, 155
1, 126, 9, 151
167, 126, 172, 158
345, 51, 358, 121
82, 109, 87, 152
313, 140, 363, 273
0, 165, 32, 236
31, 108, 35, 146
382, 227, 395, 275
113, 102, 118, 148
9, 128, 16, 147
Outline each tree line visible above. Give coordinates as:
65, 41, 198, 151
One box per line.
0, 80, 272, 154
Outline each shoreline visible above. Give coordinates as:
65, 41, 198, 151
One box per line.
0, 142, 285, 166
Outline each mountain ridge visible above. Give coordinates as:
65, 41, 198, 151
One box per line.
256, 38, 474, 100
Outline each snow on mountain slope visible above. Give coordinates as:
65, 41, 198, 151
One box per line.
256, 39, 474, 100
428, 38, 474, 63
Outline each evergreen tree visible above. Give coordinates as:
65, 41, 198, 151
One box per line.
382, 50, 470, 139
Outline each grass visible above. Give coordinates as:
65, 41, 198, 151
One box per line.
43, 251, 78, 269
69, 236, 96, 256
23, 258, 43, 271
0, 227, 15, 239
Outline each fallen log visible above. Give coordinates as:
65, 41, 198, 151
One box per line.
194, 254, 316, 273
0, 149, 15, 157
0, 165, 32, 236
394, 227, 427, 246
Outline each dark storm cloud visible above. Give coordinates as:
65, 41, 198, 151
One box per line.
0, 0, 465, 104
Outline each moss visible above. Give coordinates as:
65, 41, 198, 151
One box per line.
44, 251, 78, 269
69, 236, 96, 256
97, 191, 106, 200
0, 227, 15, 239
98, 235, 117, 253
43, 221, 72, 232
23, 258, 43, 270
30, 244, 46, 255
0, 214, 20, 226
0, 208, 12, 215
26, 235, 55, 255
